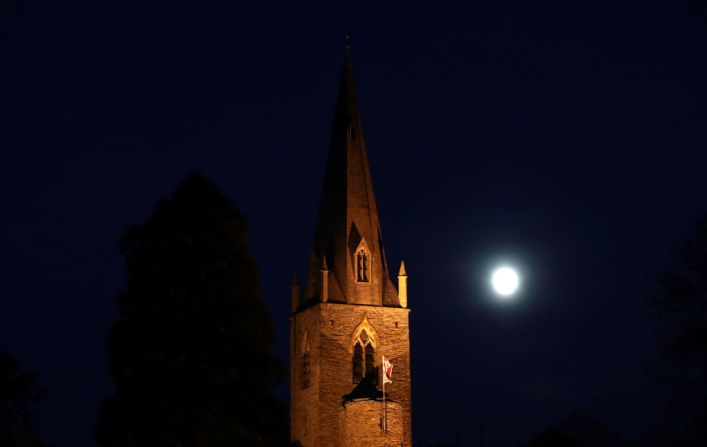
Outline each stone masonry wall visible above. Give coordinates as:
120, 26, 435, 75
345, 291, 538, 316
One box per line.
319, 303, 411, 446
339, 399, 403, 447
292, 302, 411, 446
291, 306, 321, 446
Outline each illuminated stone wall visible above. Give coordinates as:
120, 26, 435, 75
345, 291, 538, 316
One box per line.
291, 302, 412, 446
339, 399, 403, 447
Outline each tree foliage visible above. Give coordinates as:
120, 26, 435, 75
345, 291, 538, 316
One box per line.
97, 173, 287, 446
525, 428, 585, 447
650, 217, 707, 445
0, 351, 47, 447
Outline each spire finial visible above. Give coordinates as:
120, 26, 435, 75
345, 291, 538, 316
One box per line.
344, 34, 351, 63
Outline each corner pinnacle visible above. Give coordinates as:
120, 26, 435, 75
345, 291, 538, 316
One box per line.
398, 260, 407, 276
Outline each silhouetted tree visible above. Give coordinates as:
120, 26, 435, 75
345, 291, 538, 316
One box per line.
525, 428, 585, 447
524, 409, 626, 447
649, 217, 707, 445
97, 173, 287, 446
0, 351, 47, 447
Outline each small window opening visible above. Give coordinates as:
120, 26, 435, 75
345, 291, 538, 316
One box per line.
353, 343, 363, 383
353, 329, 375, 383
356, 250, 369, 282
365, 344, 375, 377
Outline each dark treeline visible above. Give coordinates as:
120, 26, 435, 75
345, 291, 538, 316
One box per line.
649, 218, 707, 446
514, 219, 707, 447
421, 217, 707, 447
95, 173, 290, 446
3, 172, 707, 446
0, 351, 47, 446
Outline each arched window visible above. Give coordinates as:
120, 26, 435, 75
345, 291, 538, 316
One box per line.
365, 343, 374, 378
356, 249, 369, 282
353, 329, 375, 383
353, 343, 363, 383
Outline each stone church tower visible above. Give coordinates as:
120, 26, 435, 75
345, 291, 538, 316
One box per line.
290, 44, 412, 447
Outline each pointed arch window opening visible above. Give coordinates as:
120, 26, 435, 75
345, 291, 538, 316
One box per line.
352, 343, 363, 383
356, 249, 369, 283
349, 125, 357, 141
352, 329, 375, 383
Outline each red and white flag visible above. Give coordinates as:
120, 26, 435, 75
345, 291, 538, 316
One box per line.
382, 356, 393, 384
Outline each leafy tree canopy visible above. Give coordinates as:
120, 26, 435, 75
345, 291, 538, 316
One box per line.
97, 173, 287, 446
0, 350, 47, 447
525, 428, 585, 447
650, 217, 707, 445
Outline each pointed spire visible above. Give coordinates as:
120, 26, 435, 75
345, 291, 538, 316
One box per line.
398, 260, 407, 276
303, 41, 399, 307
320, 255, 329, 271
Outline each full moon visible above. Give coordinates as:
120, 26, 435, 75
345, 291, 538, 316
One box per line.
491, 266, 520, 297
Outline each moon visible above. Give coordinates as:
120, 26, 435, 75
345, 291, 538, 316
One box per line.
491, 266, 520, 297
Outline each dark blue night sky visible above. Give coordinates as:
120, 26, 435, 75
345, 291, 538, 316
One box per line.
2, 1, 707, 445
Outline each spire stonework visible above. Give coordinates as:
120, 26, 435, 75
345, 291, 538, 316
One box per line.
289, 43, 412, 447
302, 38, 399, 308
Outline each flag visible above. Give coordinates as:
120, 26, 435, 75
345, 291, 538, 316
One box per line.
382, 356, 393, 384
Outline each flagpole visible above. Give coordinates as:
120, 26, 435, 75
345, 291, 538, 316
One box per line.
382, 355, 387, 433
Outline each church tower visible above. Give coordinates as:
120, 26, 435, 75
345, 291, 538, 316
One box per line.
290, 42, 412, 447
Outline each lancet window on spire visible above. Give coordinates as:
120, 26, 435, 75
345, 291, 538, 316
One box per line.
356, 249, 369, 283
352, 329, 375, 383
